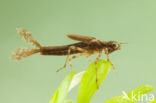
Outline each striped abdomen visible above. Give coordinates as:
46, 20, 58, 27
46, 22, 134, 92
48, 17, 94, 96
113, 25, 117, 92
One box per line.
40, 42, 88, 56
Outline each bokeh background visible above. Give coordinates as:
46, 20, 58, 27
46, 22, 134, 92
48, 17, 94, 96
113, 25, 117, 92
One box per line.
0, 0, 156, 103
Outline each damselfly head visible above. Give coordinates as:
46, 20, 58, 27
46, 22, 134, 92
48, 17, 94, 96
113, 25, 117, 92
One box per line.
108, 41, 127, 51
108, 41, 121, 50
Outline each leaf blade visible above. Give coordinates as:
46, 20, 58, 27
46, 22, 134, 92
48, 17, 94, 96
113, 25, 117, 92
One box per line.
148, 98, 156, 103
49, 71, 75, 103
105, 85, 154, 103
77, 59, 112, 103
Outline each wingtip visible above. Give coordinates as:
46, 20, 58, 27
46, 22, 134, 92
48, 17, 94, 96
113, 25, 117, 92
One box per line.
66, 34, 80, 38
66, 34, 72, 37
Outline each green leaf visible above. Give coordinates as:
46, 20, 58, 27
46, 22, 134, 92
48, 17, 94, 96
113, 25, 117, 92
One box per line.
68, 71, 85, 92
105, 85, 154, 103
49, 71, 75, 103
64, 100, 73, 103
148, 98, 156, 103
77, 59, 112, 103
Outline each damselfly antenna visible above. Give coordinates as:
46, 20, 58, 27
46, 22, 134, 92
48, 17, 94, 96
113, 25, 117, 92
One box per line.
120, 42, 128, 44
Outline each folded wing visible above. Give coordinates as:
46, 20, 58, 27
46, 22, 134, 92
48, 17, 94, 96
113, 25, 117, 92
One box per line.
67, 34, 96, 43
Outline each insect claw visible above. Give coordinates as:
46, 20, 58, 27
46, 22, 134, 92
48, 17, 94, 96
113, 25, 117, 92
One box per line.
96, 79, 99, 89
106, 57, 117, 73
56, 65, 66, 72
56, 69, 61, 72
112, 65, 117, 73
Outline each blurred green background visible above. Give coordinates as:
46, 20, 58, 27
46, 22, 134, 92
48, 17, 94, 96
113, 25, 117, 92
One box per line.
0, 0, 156, 103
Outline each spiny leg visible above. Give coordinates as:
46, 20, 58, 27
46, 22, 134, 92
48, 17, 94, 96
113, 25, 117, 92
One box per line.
86, 55, 92, 64
68, 53, 92, 70
68, 53, 92, 71
56, 46, 86, 72
104, 48, 117, 73
104, 48, 110, 61
56, 47, 72, 72
95, 51, 102, 89
69, 51, 92, 64
69, 53, 85, 61
68, 53, 85, 69
68, 47, 86, 71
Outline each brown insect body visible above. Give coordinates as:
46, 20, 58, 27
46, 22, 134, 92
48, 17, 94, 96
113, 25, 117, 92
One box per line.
11, 28, 124, 88
40, 42, 88, 55
40, 41, 120, 56
11, 28, 122, 65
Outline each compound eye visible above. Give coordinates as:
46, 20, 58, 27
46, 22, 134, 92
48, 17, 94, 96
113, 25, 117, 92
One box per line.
112, 43, 118, 48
